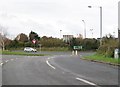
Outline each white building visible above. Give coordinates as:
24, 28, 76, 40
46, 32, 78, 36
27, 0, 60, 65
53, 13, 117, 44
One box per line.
63, 35, 73, 43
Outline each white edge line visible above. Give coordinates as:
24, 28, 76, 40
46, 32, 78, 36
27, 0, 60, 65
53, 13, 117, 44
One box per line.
76, 78, 96, 86
0, 63, 3, 66
46, 60, 56, 69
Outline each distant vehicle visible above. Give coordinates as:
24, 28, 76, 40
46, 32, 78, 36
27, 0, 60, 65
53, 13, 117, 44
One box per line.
24, 47, 37, 52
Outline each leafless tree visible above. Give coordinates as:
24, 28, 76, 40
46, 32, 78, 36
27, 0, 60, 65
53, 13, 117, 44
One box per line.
0, 25, 8, 51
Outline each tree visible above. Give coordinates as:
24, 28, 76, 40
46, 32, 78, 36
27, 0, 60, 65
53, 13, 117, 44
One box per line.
97, 34, 118, 57
40, 36, 66, 47
15, 33, 28, 42
69, 37, 99, 51
69, 38, 80, 50
0, 25, 8, 51
29, 31, 40, 41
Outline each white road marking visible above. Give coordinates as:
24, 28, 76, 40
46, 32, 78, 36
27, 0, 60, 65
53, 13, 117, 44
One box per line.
5, 60, 9, 63
46, 60, 56, 69
0, 63, 3, 66
11, 59, 14, 61
80, 55, 81, 56
76, 77, 96, 86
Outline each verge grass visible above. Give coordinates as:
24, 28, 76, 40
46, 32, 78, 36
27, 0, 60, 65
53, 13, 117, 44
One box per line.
84, 54, 119, 65
2, 50, 45, 56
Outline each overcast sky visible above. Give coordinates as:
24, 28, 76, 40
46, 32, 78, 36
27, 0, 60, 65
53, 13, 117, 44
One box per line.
0, 0, 119, 39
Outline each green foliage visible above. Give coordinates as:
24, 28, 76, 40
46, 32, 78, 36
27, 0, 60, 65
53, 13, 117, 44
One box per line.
29, 31, 40, 41
15, 33, 28, 42
5, 31, 100, 51
69, 38, 99, 51
97, 34, 118, 57
41, 47, 69, 51
40, 36, 67, 47
84, 54, 119, 64
82, 38, 99, 50
69, 38, 77, 50
2, 50, 45, 56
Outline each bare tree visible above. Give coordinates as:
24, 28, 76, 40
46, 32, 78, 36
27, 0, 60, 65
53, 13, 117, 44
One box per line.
0, 25, 8, 51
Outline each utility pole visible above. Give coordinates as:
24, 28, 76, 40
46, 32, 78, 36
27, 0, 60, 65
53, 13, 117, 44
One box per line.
118, 29, 120, 58
118, 1, 120, 58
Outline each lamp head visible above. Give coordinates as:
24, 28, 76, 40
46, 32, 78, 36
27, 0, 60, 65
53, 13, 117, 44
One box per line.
82, 20, 84, 22
88, 6, 92, 8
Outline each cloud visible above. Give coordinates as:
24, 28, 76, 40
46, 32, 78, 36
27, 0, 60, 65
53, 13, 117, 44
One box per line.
0, 0, 119, 39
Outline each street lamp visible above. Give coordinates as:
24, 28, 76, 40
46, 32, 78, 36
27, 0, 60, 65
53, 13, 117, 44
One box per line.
82, 20, 86, 38
60, 30, 62, 39
88, 6, 102, 45
90, 29, 93, 38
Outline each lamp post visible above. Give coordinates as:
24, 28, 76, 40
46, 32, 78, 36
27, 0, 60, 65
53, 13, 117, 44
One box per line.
82, 20, 86, 38
90, 29, 93, 38
88, 6, 102, 45
60, 30, 62, 39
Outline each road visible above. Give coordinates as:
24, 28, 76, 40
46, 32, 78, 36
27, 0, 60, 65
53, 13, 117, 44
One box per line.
1, 51, 119, 86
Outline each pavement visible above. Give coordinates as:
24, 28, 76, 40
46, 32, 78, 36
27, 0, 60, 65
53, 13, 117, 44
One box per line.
1, 51, 119, 86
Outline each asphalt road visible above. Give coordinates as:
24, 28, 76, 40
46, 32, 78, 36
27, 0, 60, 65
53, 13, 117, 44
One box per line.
1, 51, 119, 86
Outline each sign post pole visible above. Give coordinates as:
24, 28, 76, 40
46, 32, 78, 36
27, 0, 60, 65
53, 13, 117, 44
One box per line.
32, 39, 36, 48
73, 46, 82, 56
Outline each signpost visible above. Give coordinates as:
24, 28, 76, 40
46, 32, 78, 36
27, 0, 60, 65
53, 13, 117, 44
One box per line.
73, 46, 82, 50
72, 46, 82, 55
32, 39, 36, 44
32, 39, 36, 48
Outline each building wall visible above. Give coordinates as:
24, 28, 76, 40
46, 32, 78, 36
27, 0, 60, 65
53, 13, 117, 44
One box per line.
63, 35, 73, 43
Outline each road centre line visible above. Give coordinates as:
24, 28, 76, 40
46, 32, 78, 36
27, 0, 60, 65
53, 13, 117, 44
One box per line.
46, 60, 56, 69
76, 77, 96, 86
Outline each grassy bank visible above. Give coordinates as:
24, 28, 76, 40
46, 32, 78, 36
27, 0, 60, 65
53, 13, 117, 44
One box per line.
83, 54, 119, 65
6, 47, 69, 52
2, 51, 45, 56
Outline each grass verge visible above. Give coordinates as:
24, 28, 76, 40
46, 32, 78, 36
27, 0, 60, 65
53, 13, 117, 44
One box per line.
83, 54, 120, 65
2, 51, 45, 56
39, 47, 69, 51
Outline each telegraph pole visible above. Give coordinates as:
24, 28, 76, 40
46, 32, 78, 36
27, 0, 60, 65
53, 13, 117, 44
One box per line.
118, 29, 120, 58
118, 1, 120, 58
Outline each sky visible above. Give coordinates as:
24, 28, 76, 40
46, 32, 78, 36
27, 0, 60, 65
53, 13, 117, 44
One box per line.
0, 0, 119, 39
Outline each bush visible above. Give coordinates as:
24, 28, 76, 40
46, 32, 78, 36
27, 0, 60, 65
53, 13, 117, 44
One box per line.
97, 34, 118, 58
